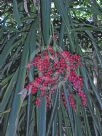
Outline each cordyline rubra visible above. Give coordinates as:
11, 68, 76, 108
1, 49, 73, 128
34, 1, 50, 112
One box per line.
25, 45, 86, 111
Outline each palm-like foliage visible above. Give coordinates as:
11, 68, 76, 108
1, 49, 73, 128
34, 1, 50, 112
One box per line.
0, 0, 102, 136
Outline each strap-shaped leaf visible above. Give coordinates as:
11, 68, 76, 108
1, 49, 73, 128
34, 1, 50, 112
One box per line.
46, 89, 59, 136
0, 69, 18, 114
40, 0, 51, 46
85, 30, 102, 68
81, 66, 102, 136
5, 22, 36, 136
26, 21, 37, 136
37, 96, 46, 136
13, 0, 21, 24
54, 0, 77, 51
0, 35, 18, 69
87, 71, 102, 109
63, 85, 75, 135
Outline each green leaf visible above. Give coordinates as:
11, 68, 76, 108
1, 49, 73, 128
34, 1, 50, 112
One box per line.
46, 89, 59, 136
5, 22, 36, 136
13, 0, 21, 24
82, 108, 92, 136
59, 20, 64, 48
26, 21, 37, 136
85, 30, 102, 68
58, 108, 63, 136
63, 85, 75, 135
37, 96, 46, 136
0, 69, 18, 113
54, 0, 78, 52
52, 113, 57, 136
87, 71, 102, 109
40, 0, 51, 46
81, 66, 102, 136
0, 35, 18, 69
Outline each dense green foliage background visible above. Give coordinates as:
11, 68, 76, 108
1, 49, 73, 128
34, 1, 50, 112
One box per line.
0, 0, 102, 136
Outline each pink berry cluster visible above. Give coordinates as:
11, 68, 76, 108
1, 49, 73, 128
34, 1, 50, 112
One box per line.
68, 70, 87, 106
25, 45, 86, 111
